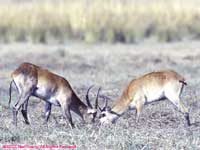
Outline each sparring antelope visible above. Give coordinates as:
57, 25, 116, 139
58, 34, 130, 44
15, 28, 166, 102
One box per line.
9, 62, 100, 128
99, 70, 191, 126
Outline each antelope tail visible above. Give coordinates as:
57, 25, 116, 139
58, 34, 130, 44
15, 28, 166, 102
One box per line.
8, 80, 14, 107
179, 80, 187, 85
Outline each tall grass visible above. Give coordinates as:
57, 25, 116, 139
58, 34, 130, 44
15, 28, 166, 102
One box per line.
1, 0, 200, 43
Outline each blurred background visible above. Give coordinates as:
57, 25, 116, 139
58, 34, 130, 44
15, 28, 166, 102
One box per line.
1, 0, 200, 44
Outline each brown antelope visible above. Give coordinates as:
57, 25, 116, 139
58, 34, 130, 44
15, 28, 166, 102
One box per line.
9, 62, 100, 128
99, 70, 191, 126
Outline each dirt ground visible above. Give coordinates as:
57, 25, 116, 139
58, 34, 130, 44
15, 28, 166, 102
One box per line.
0, 41, 200, 149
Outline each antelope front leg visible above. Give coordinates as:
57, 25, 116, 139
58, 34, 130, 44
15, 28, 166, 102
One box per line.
43, 102, 52, 124
134, 98, 145, 123
62, 105, 74, 128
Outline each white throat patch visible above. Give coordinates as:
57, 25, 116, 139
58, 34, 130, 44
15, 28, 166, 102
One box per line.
87, 108, 97, 114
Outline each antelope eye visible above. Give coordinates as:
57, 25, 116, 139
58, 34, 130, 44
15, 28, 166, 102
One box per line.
99, 113, 106, 118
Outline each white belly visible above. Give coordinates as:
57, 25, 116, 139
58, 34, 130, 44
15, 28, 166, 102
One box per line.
128, 87, 166, 110
48, 97, 60, 106
33, 87, 60, 106
145, 88, 165, 104
34, 86, 48, 99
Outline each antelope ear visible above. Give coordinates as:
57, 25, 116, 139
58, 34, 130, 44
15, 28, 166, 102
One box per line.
87, 108, 97, 114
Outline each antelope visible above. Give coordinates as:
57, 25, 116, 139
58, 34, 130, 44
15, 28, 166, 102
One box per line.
99, 70, 191, 126
9, 62, 100, 128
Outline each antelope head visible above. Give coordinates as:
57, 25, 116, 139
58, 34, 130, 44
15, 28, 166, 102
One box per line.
84, 85, 101, 123
98, 98, 119, 124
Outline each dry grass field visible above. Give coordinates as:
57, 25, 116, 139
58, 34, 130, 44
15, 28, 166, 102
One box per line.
0, 41, 200, 149
1, 0, 200, 43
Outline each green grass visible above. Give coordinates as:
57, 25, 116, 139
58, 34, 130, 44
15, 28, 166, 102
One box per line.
1, 0, 200, 43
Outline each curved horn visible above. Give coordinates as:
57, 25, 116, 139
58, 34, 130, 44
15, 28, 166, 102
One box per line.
104, 98, 108, 108
98, 106, 103, 112
95, 87, 101, 109
86, 85, 94, 108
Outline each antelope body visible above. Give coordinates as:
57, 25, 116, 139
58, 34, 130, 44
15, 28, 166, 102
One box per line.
9, 62, 100, 128
99, 70, 191, 126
